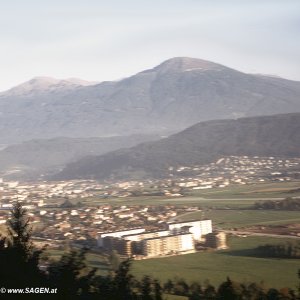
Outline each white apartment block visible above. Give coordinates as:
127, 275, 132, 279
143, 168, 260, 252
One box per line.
142, 233, 194, 257
123, 230, 170, 242
168, 219, 212, 240
97, 219, 213, 257
97, 228, 145, 247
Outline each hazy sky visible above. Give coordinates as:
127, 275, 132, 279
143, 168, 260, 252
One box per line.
1, 0, 300, 91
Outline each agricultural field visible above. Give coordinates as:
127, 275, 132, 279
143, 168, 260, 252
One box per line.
76, 181, 300, 209
81, 195, 262, 210
131, 236, 300, 290
175, 209, 300, 229
188, 181, 300, 199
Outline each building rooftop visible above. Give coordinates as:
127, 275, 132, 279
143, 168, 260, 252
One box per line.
168, 219, 210, 225
142, 232, 193, 242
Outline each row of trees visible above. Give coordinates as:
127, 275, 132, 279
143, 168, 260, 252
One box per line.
0, 202, 300, 299
255, 241, 300, 259
253, 197, 300, 210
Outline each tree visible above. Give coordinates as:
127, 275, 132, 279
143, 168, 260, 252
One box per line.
189, 282, 203, 300
164, 279, 174, 294
153, 279, 163, 300
203, 284, 217, 300
297, 269, 300, 300
0, 202, 45, 288
47, 248, 97, 299
113, 259, 136, 300
109, 249, 121, 272
245, 282, 267, 300
141, 276, 153, 300
173, 278, 189, 296
217, 277, 244, 300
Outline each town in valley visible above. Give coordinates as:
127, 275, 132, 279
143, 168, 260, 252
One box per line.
1, 155, 299, 260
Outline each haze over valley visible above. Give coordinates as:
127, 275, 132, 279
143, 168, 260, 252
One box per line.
1, 57, 300, 181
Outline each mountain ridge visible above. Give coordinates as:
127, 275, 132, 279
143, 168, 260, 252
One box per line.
0, 76, 98, 97
1, 57, 300, 144
0, 134, 161, 180
53, 113, 300, 181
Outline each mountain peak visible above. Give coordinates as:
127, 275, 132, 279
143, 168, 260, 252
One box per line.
28, 76, 61, 85
2, 77, 97, 97
155, 57, 225, 73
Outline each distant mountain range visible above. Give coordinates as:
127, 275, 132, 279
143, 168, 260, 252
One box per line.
0, 134, 161, 180
1, 57, 300, 181
1, 57, 300, 144
54, 113, 300, 181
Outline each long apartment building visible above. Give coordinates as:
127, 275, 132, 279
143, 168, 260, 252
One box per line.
99, 229, 171, 256
97, 219, 213, 257
142, 233, 194, 257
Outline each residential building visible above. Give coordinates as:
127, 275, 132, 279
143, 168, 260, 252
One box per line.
97, 228, 145, 247
142, 233, 194, 257
168, 219, 212, 240
205, 231, 227, 249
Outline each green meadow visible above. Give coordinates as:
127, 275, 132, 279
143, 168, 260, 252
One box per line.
175, 209, 300, 229
132, 236, 300, 290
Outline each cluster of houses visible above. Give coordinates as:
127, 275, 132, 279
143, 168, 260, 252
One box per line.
0, 198, 202, 248
0, 179, 107, 201
168, 156, 300, 188
1, 156, 299, 205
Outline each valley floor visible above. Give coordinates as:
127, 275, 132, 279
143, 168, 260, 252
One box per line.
131, 236, 300, 289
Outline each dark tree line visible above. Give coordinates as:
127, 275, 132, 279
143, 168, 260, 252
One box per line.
254, 197, 300, 210
0, 202, 300, 299
255, 241, 300, 259
162, 277, 299, 300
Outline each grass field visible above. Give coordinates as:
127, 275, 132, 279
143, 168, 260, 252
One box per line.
131, 236, 300, 290
81, 196, 265, 210
75, 181, 300, 209
175, 209, 300, 229
45, 249, 110, 275
45, 237, 300, 291
188, 181, 300, 199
